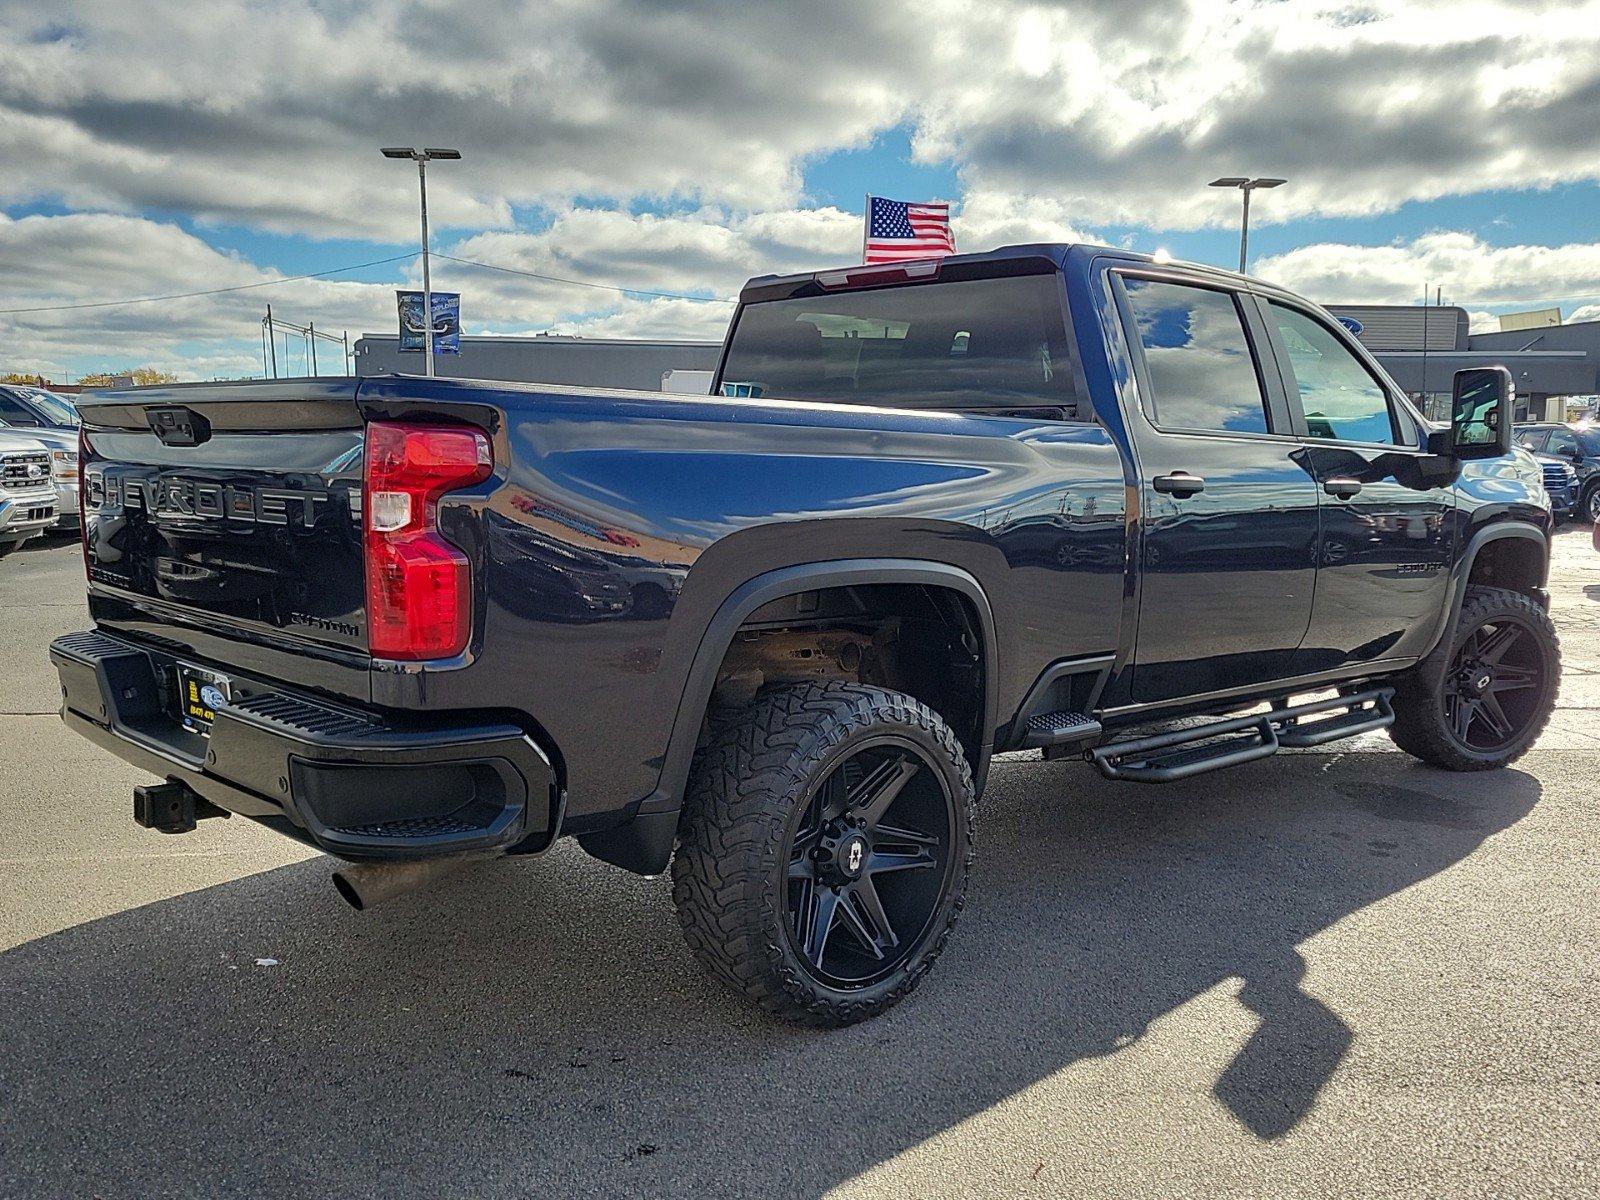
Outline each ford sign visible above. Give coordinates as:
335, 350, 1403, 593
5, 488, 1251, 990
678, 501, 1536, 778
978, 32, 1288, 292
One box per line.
1337, 315, 1365, 336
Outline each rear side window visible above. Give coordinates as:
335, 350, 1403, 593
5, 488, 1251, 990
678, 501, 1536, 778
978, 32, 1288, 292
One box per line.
718, 273, 1078, 415
1265, 302, 1398, 445
1120, 277, 1269, 435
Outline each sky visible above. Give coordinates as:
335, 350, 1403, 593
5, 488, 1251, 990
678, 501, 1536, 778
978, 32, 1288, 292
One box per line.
6, 0, 1600, 381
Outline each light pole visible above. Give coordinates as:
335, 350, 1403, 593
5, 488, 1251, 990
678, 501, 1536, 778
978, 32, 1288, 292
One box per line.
382, 146, 461, 377
1209, 176, 1286, 274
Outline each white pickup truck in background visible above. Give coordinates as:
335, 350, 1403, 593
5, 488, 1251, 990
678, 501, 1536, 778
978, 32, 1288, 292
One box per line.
0, 431, 60, 557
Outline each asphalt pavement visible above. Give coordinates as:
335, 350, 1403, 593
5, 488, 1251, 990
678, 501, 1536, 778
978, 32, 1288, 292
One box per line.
1, 531, 1597, 1199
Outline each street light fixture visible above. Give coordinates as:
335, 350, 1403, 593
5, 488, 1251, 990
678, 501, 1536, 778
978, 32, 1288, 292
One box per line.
382, 146, 462, 377
1209, 176, 1286, 275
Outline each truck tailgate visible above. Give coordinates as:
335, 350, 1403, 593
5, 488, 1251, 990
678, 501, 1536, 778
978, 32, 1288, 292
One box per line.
78, 381, 369, 687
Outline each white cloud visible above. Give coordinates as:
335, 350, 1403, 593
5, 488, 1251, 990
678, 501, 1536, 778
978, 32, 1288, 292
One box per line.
1254, 232, 1600, 310
5, 1, 1600, 240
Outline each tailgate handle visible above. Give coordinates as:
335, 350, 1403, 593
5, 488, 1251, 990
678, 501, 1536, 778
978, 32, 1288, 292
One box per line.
147, 406, 212, 448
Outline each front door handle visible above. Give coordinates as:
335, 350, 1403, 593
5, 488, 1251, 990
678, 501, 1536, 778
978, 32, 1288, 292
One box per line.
1152, 471, 1205, 498
1323, 478, 1363, 499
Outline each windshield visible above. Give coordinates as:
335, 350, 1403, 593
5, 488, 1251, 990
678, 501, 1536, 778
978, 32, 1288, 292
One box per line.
0, 388, 79, 427
718, 273, 1077, 414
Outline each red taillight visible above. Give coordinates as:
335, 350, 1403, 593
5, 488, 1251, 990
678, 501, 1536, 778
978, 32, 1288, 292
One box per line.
363, 421, 492, 660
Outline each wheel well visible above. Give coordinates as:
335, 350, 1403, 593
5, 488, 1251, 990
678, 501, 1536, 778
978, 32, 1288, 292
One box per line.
704, 583, 987, 772
1465, 535, 1545, 598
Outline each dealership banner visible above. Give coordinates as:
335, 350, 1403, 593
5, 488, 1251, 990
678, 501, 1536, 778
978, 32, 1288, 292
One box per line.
396, 291, 461, 354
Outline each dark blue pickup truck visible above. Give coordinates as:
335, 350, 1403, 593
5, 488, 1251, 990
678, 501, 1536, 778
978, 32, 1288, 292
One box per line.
54, 244, 1560, 1026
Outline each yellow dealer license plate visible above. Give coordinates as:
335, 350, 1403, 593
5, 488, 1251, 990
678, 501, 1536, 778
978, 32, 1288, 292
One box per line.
176, 665, 231, 734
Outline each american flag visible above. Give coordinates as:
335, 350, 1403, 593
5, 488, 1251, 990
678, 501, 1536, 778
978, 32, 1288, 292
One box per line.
863, 196, 955, 263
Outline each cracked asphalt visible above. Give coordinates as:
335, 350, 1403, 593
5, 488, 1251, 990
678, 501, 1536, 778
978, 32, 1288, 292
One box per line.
1, 530, 1596, 1199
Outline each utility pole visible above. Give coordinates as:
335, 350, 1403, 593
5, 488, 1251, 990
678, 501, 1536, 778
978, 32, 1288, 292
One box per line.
382, 146, 462, 377
1209, 177, 1287, 274
266, 304, 278, 378
308, 321, 317, 375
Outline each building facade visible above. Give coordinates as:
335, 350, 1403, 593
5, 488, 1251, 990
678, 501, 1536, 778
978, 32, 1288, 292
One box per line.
1328, 304, 1597, 423
353, 333, 723, 392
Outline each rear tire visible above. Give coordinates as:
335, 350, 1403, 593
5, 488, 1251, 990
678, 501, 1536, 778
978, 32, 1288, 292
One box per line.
1389, 585, 1559, 770
671, 681, 976, 1027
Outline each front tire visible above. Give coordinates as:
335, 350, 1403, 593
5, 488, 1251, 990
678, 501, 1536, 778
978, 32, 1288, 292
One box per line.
671, 681, 976, 1027
1583, 482, 1600, 524
1389, 585, 1559, 770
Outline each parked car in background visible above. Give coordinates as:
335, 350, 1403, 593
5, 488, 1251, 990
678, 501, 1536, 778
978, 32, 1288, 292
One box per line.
0, 430, 60, 556
1535, 454, 1579, 519
1516, 422, 1600, 522
0, 385, 80, 530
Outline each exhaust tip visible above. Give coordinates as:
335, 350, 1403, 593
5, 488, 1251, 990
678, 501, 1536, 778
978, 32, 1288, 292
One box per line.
330, 855, 476, 911
330, 869, 366, 911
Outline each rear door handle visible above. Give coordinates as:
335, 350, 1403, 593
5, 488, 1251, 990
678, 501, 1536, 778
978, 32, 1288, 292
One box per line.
1323, 478, 1362, 499
1152, 471, 1205, 498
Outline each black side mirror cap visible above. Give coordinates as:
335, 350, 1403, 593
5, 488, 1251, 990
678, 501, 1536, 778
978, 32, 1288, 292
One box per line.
1424, 428, 1455, 457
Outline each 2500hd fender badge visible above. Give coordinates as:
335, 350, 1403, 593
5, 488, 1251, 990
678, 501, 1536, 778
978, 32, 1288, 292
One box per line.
84, 469, 335, 528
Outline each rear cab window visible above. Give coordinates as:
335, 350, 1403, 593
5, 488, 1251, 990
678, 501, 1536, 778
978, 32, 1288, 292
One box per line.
717, 271, 1080, 417
1118, 276, 1273, 435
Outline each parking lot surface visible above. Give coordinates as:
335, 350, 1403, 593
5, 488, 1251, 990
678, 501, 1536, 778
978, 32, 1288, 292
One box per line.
2, 531, 1597, 1199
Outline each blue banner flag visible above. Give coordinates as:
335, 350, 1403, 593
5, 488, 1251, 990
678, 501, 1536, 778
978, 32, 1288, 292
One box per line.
396, 291, 461, 354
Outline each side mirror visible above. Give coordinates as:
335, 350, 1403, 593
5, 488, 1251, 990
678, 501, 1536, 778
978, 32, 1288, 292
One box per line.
1448, 366, 1515, 460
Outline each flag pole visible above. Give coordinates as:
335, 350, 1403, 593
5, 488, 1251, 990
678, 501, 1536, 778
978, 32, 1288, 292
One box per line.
862, 194, 871, 264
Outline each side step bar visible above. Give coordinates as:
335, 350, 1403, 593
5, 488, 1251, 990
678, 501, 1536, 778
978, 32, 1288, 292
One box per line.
1019, 710, 1102, 749
1090, 688, 1394, 783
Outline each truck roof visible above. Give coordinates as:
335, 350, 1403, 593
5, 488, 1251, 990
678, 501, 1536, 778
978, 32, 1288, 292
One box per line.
738, 241, 1253, 303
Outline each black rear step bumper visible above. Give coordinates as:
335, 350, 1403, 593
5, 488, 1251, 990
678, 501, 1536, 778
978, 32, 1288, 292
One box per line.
51, 629, 560, 861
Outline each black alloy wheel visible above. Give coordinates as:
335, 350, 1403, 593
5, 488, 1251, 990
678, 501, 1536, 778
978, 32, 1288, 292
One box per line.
1586, 485, 1600, 523
1390, 585, 1559, 771
672, 681, 976, 1026
1443, 617, 1547, 753
783, 738, 954, 988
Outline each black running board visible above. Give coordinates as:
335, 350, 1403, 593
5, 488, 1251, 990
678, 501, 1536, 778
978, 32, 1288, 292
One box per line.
1090, 687, 1394, 783
1019, 710, 1102, 749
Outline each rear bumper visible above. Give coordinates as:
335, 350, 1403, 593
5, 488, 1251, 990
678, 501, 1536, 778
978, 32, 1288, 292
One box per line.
51, 629, 560, 861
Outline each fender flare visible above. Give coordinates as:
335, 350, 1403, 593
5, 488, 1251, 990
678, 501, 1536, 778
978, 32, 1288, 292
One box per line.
580, 559, 999, 875
1422, 520, 1549, 657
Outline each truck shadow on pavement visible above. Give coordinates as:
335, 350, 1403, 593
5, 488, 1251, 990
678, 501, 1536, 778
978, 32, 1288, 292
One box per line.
0, 754, 1539, 1198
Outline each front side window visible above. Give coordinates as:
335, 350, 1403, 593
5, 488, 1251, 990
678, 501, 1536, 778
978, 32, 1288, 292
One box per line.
1120, 277, 1269, 434
0, 394, 43, 427
717, 273, 1075, 413
1267, 303, 1398, 445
